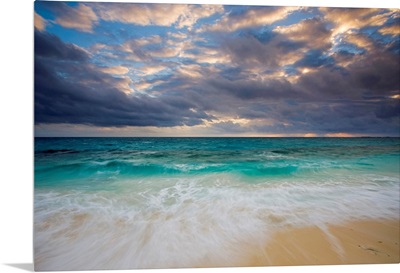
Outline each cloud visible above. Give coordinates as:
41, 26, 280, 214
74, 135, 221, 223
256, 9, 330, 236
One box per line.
341, 32, 374, 51
210, 121, 249, 133
97, 3, 185, 26
176, 4, 224, 30
96, 3, 222, 30
149, 47, 181, 58
195, 25, 399, 135
321, 8, 384, 36
98, 65, 129, 75
206, 76, 297, 101
49, 2, 98, 32
34, 12, 47, 31
137, 65, 167, 76
222, 34, 280, 67
250, 100, 398, 136
34, 29, 212, 128
274, 17, 332, 50
379, 24, 400, 36
375, 100, 400, 119
133, 80, 164, 92
296, 48, 399, 102
106, 76, 134, 95
35, 30, 88, 61
203, 6, 299, 32
176, 64, 204, 79
320, 7, 398, 57
168, 32, 187, 40
122, 36, 162, 52
179, 45, 231, 65
120, 33, 196, 63
120, 35, 174, 61
351, 54, 400, 94
210, 19, 332, 76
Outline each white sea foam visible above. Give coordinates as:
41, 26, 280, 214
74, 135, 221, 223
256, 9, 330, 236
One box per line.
34, 172, 400, 270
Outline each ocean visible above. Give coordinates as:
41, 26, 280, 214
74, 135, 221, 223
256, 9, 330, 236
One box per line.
34, 137, 400, 270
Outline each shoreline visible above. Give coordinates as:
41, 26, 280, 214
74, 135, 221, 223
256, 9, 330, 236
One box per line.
33, 216, 399, 270
242, 218, 399, 267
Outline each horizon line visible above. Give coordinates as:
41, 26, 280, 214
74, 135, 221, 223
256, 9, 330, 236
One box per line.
34, 136, 400, 138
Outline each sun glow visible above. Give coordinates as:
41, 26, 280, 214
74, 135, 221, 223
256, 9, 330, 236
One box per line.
390, 94, 400, 99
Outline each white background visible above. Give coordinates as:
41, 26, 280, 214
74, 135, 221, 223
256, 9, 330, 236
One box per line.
0, 0, 399, 272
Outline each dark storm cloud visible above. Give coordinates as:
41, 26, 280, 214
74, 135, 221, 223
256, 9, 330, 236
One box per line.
375, 100, 400, 119
283, 50, 399, 134
295, 66, 357, 99
278, 24, 400, 100
34, 29, 211, 127
198, 23, 399, 135
222, 34, 280, 67
35, 30, 88, 61
206, 77, 298, 100
192, 16, 398, 135
248, 100, 398, 136
214, 17, 333, 76
276, 40, 306, 53
274, 17, 333, 51
350, 54, 400, 93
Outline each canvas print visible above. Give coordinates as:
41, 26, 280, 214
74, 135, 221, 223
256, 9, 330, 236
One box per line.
34, 0, 399, 271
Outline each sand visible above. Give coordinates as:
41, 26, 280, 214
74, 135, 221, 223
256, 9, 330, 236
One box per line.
244, 219, 399, 266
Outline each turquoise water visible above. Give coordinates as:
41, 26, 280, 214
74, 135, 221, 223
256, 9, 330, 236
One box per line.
34, 137, 400, 270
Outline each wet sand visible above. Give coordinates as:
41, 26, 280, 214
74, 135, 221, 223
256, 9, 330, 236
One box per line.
244, 219, 399, 266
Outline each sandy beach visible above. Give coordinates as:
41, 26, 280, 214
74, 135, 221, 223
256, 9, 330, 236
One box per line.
244, 219, 399, 267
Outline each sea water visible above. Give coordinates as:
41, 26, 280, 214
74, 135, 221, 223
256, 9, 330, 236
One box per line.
34, 137, 400, 270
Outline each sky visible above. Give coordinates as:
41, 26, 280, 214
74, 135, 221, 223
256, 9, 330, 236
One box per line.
34, 0, 400, 137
